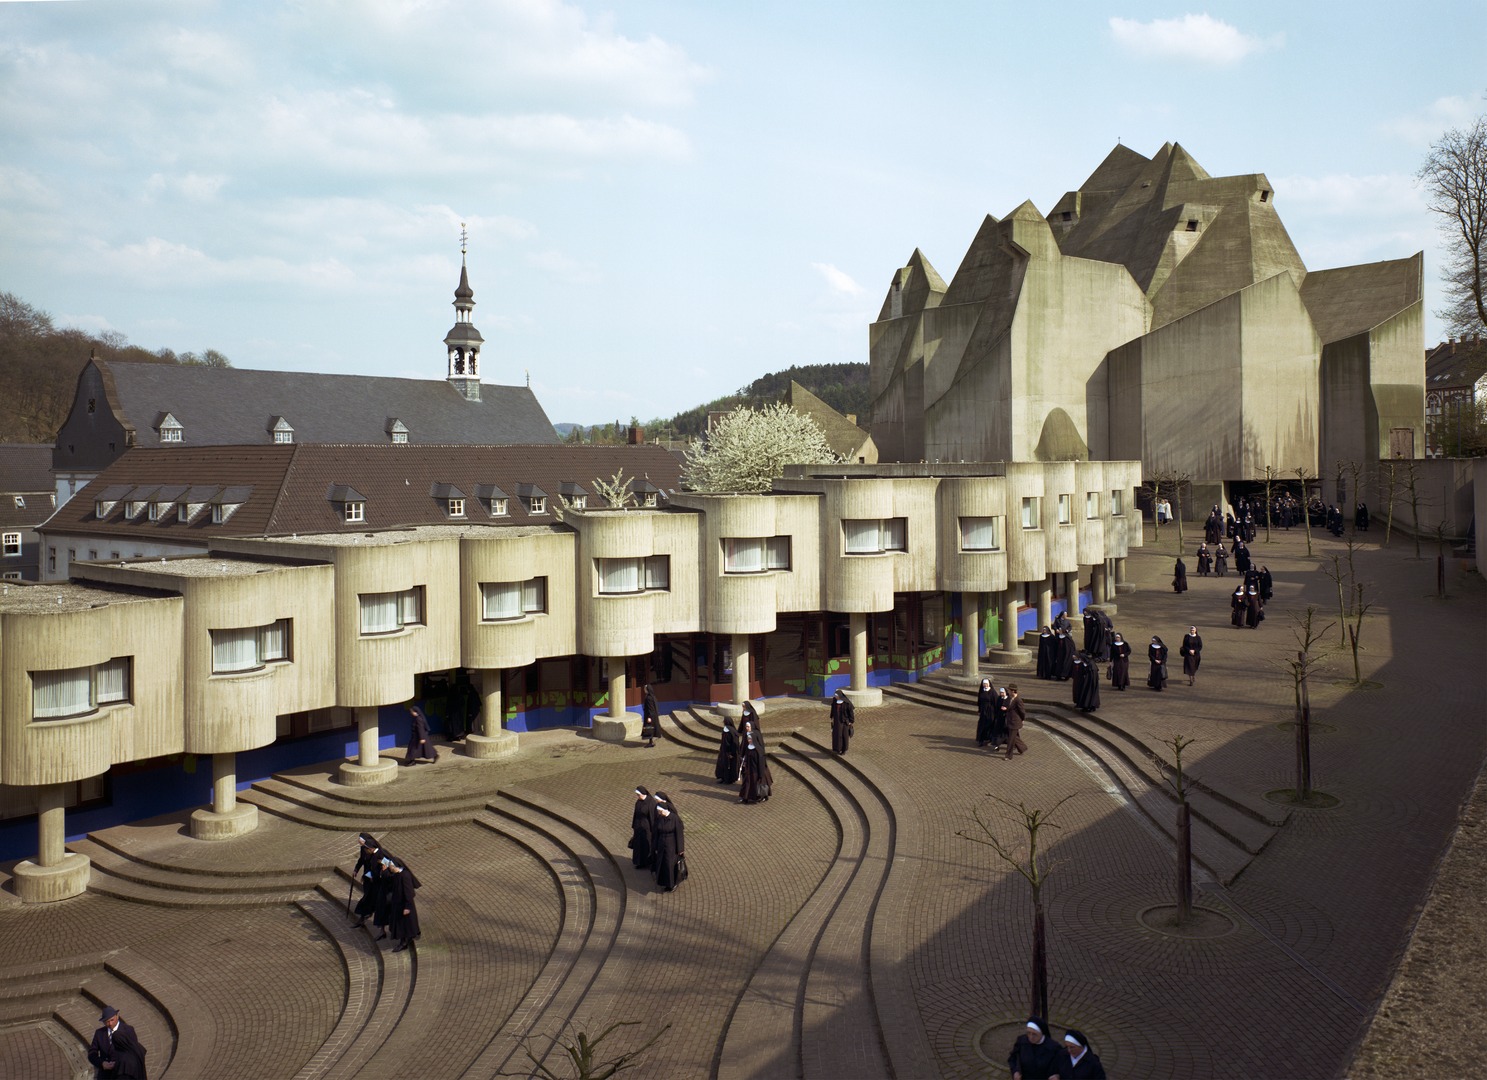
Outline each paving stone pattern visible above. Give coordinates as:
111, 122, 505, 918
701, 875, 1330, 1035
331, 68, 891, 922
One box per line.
0, 526, 1481, 1078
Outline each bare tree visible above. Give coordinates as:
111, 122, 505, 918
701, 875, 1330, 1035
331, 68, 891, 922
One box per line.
1342, 460, 1367, 535
1294, 464, 1319, 556
1418, 114, 1487, 336
1379, 460, 1400, 548
1347, 581, 1375, 687
1432, 519, 1456, 598
1271, 607, 1335, 802
1261, 465, 1279, 542
511, 1020, 671, 1080
1156, 734, 1198, 922
958, 794, 1075, 1023
1170, 468, 1191, 549
1320, 555, 1350, 647
1400, 459, 1427, 559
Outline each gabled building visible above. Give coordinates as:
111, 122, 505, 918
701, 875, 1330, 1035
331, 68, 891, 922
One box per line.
0, 445, 57, 581
869, 142, 1425, 509
50, 254, 559, 505
1424, 336, 1487, 457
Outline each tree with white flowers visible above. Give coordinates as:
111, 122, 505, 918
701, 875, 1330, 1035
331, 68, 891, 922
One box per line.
682, 402, 842, 494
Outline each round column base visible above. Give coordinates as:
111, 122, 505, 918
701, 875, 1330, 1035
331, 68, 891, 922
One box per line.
842, 688, 882, 708
985, 648, 1033, 668
337, 759, 399, 786
592, 715, 642, 743
464, 731, 520, 759
13, 852, 90, 903
189, 803, 259, 840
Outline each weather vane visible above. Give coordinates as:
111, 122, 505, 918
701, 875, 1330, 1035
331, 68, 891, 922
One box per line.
459, 222, 468, 255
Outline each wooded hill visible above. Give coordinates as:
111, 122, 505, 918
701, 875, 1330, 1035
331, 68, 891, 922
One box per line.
0, 292, 231, 444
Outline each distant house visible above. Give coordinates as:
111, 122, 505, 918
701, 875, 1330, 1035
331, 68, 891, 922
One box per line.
785, 381, 877, 464
50, 257, 559, 505
1424, 336, 1487, 458
0, 445, 56, 581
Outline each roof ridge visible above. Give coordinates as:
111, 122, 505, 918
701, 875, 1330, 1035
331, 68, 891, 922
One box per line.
262, 443, 302, 535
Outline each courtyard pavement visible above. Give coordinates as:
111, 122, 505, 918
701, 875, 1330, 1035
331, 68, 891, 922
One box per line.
1, 522, 1482, 1079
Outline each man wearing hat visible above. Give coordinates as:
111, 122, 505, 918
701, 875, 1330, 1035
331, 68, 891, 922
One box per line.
88, 1005, 147, 1078
1058, 1029, 1106, 1078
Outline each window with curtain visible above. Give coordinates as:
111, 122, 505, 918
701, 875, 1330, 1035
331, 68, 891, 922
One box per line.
211, 627, 260, 672
598, 558, 641, 594
724, 538, 765, 573
522, 577, 547, 614
1021, 497, 1041, 529
843, 519, 881, 553
959, 516, 1002, 551
766, 536, 791, 570
359, 591, 401, 634
481, 581, 522, 620
32, 667, 93, 719
883, 518, 907, 551
259, 619, 290, 662
644, 555, 669, 590
94, 658, 130, 703
398, 587, 423, 627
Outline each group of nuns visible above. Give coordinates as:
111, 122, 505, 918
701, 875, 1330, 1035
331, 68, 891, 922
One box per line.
712, 701, 774, 803
628, 787, 687, 891
351, 832, 422, 952
1146, 627, 1204, 690
1035, 612, 1107, 711
1008, 1017, 1106, 1079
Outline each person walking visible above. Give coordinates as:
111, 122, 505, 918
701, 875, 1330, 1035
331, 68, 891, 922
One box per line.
1147, 636, 1169, 691
1172, 557, 1188, 593
384, 855, 421, 953
1059, 1029, 1107, 1078
1072, 651, 1101, 711
1214, 544, 1228, 577
1003, 685, 1027, 759
1196, 543, 1211, 576
629, 786, 655, 870
1231, 584, 1246, 627
975, 679, 996, 747
651, 790, 686, 891
1109, 632, 1131, 691
991, 685, 1011, 750
714, 715, 739, 784
1035, 626, 1056, 680
1181, 626, 1203, 686
404, 704, 437, 766
1007, 1017, 1061, 1080
350, 832, 386, 929
829, 688, 855, 754
738, 720, 773, 804
89, 1006, 147, 1079
640, 684, 660, 748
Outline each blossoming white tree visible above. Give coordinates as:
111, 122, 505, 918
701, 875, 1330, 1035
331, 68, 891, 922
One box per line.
682, 402, 842, 493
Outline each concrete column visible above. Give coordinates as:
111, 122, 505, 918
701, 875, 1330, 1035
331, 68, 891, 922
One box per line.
1114, 556, 1133, 594
1066, 571, 1083, 618
1037, 578, 1053, 630
1002, 590, 1022, 653
339, 705, 398, 786
844, 612, 881, 707
14, 783, 90, 902
731, 633, 751, 705
594, 657, 641, 742
466, 667, 518, 758
1091, 562, 1108, 604
191, 752, 259, 839
960, 592, 980, 681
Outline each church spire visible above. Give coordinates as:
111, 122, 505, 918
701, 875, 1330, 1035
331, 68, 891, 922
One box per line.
444, 224, 484, 402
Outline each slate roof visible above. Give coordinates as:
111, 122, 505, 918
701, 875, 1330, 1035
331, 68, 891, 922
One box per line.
1423, 337, 1487, 390
89, 358, 560, 449
45, 444, 685, 542
0, 444, 54, 493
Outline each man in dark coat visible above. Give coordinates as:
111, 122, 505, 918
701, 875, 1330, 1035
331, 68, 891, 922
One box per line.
829, 689, 855, 754
640, 684, 660, 748
1003, 685, 1027, 759
89, 1006, 147, 1079
351, 832, 386, 928
1181, 626, 1203, 685
404, 704, 437, 765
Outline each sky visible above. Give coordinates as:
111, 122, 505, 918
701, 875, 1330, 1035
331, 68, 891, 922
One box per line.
2, 1, 1484, 427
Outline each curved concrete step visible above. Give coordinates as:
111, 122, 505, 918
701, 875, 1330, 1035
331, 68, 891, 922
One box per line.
237, 786, 471, 833
80, 830, 336, 880
69, 838, 329, 898
271, 769, 495, 813
249, 777, 487, 822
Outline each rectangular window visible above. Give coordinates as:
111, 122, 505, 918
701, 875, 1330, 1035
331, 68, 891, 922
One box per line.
522, 576, 547, 614
273, 430, 293, 444
344, 501, 365, 523
12, 496, 23, 509
884, 518, 907, 551
211, 620, 292, 673
1057, 494, 1072, 525
31, 658, 132, 720
211, 505, 226, 524
391, 431, 408, 444
597, 557, 669, 594
358, 587, 424, 635
148, 503, 162, 521
2, 533, 19, 557
1021, 497, 1041, 529
448, 498, 465, 518
259, 619, 290, 662
1111, 489, 1125, 516
958, 516, 1002, 552
161, 428, 182, 443
1, 571, 20, 580
844, 518, 907, 554
48, 547, 56, 573
528, 497, 547, 515
723, 538, 765, 574
490, 498, 508, 517
482, 577, 548, 620
1086, 492, 1101, 519
766, 535, 791, 570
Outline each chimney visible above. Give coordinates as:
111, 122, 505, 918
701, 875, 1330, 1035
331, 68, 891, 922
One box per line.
845, 413, 858, 426
627, 425, 644, 445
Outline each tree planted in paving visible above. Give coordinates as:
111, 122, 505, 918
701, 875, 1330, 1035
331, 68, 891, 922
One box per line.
958, 794, 1075, 1023
1272, 607, 1335, 802
515, 1020, 670, 1080
1157, 734, 1198, 922
1294, 464, 1319, 556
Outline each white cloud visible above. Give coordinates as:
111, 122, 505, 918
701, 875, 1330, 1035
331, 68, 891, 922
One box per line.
1272, 173, 1423, 217
527, 249, 602, 284
1379, 95, 1485, 145
82, 235, 356, 290
1108, 14, 1281, 66
144, 172, 227, 201
812, 262, 864, 296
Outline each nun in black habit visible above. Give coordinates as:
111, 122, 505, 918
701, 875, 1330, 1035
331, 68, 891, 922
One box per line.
1059, 1029, 1107, 1079
1035, 626, 1056, 680
1052, 625, 1075, 680
351, 832, 385, 927
738, 721, 773, 804
1089, 609, 1113, 662
1181, 626, 1203, 685
383, 855, 421, 952
1231, 584, 1246, 627
629, 786, 655, 869
1196, 543, 1212, 576
1258, 565, 1273, 601
1147, 636, 1169, 690
640, 684, 660, 748
1172, 557, 1188, 593
1007, 1017, 1062, 1080
1109, 632, 1132, 690
1233, 539, 1251, 574
651, 791, 686, 891
975, 678, 996, 747
1214, 544, 1228, 576
1072, 651, 1101, 711
1245, 585, 1264, 628
714, 716, 740, 783
829, 689, 855, 754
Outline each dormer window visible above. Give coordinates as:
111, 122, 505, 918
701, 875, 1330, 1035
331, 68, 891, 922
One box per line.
270, 416, 295, 444
642, 493, 658, 508
327, 484, 366, 525
12, 496, 23, 509
127, 499, 150, 519
430, 483, 467, 519
1185, 219, 1199, 232
148, 502, 162, 521
345, 501, 365, 523
386, 418, 409, 445
178, 504, 190, 523
559, 482, 588, 511
157, 413, 183, 443
516, 483, 548, 516
448, 498, 465, 518
529, 497, 546, 515
492, 498, 508, 517
474, 484, 508, 517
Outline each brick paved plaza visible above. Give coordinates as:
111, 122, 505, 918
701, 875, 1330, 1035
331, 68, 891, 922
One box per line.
2, 524, 1483, 1079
